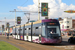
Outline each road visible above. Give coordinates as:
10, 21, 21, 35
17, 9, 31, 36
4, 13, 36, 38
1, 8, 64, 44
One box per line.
61, 36, 75, 45
0, 35, 75, 50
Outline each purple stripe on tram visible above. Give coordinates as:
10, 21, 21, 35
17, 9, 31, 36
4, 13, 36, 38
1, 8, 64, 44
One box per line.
42, 19, 58, 22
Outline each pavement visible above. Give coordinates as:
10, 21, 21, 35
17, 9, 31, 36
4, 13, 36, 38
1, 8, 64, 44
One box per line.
0, 35, 75, 50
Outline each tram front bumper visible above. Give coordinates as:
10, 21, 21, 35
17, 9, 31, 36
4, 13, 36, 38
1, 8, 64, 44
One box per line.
41, 37, 62, 43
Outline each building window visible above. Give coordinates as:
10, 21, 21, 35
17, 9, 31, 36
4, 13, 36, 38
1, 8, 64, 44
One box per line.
73, 21, 75, 23
65, 26, 69, 28
67, 26, 69, 28
65, 21, 69, 23
62, 25, 64, 28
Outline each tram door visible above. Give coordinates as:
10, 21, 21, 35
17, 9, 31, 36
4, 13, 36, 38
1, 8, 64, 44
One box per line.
20, 26, 24, 40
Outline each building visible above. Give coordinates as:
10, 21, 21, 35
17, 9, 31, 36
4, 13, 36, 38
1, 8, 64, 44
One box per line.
59, 17, 72, 31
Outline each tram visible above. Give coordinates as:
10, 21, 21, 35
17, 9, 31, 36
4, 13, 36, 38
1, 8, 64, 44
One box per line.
12, 19, 62, 44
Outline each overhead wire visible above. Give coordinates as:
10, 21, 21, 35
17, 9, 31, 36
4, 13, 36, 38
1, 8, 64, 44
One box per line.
20, 0, 28, 6
8, 12, 14, 18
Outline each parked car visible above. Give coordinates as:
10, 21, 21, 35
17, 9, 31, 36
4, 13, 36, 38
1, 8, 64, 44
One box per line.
68, 34, 75, 43
9, 33, 12, 35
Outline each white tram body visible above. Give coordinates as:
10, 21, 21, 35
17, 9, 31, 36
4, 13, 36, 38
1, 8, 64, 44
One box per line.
12, 19, 62, 44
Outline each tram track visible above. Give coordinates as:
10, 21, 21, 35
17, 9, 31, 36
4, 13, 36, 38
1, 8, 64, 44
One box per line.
0, 36, 75, 50
8, 38, 63, 50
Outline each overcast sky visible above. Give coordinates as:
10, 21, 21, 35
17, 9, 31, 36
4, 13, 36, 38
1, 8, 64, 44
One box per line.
0, 0, 75, 27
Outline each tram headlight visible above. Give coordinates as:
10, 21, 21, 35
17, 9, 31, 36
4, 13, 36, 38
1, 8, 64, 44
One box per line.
59, 37, 62, 39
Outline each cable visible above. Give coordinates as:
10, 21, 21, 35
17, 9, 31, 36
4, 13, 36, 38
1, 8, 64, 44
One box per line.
8, 12, 14, 17
21, 0, 28, 6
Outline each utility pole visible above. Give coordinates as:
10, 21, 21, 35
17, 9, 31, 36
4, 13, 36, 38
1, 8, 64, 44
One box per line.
38, 0, 40, 20
10, 9, 17, 38
14, 9, 17, 38
5, 17, 6, 36
10, 10, 38, 23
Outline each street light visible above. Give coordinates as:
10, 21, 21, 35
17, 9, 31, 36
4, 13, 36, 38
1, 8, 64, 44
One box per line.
5, 17, 6, 36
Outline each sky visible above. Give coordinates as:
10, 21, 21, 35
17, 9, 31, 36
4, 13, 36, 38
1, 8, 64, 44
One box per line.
0, 0, 75, 27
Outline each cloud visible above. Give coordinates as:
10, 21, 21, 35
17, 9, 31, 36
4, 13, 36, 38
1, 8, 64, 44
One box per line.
17, 0, 75, 24
17, 4, 38, 11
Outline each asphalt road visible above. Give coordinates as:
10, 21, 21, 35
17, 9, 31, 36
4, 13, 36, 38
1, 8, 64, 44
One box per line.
0, 35, 75, 50
61, 36, 75, 45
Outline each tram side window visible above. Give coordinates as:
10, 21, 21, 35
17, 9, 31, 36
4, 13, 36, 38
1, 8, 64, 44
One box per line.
17, 28, 20, 35
25, 28, 27, 35
24, 28, 26, 35
16, 28, 18, 35
35, 27, 39, 36
22, 29, 23, 35
33, 27, 35, 36
39, 26, 41, 35
17, 28, 19, 35
42, 25, 45, 36
56, 27, 61, 36
15, 28, 17, 35
28, 28, 31, 35
20, 29, 22, 35
18, 29, 20, 35
33, 26, 41, 36
14, 28, 17, 35
13, 28, 15, 35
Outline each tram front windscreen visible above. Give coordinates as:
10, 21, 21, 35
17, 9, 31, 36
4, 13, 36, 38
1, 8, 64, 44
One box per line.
46, 22, 61, 38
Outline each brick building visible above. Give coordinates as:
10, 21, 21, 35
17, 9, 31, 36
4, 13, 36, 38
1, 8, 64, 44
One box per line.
72, 19, 75, 28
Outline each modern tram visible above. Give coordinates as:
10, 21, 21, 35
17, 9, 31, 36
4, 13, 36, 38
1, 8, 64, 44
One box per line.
12, 19, 62, 44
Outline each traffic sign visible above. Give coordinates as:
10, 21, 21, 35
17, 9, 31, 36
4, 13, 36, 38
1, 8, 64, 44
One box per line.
2, 25, 4, 30
7, 23, 9, 28
17, 17, 21, 24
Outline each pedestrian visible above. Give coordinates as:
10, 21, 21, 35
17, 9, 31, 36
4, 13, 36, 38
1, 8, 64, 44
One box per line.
7, 33, 9, 39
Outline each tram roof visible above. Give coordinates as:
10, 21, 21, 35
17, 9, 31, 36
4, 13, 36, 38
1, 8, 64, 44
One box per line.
12, 19, 58, 28
24, 20, 42, 26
